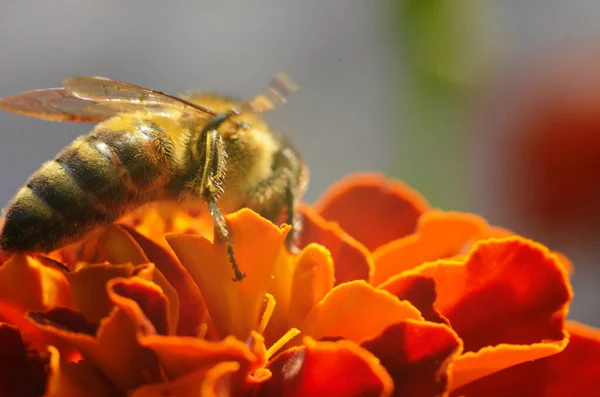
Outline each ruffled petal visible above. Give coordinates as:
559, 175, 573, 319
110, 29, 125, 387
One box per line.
130, 361, 241, 397
373, 211, 489, 285
167, 209, 290, 340
65, 263, 135, 323
453, 321, 600, 396
315, 173, 429, 251
97, 224, 149, 265
201, 361, 243, 397
300, 280, 422, 343
0, 323, 48, 397
65, 262, 180, 335
27, 277, 165, 391
379, 273, 447, 324
108, 277, 170, 336
132, 263, 180, 335
414, 237, 571, 352
450, 338, 568, 390
361, 320, 462, 397
0, 254, 72, 311
122, 225, 206, 336
0, 300, 45, 351
138, 333, 259, 392
298, 205, 372, 284
252, 337, 393, 397
45, 345, 119, 397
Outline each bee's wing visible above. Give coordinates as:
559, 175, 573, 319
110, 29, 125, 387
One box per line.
0, 88, 175, 123
63, 76, 220, 118
0, 74, 299, 124
243, 73, 299, 113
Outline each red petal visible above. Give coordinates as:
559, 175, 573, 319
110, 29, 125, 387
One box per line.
109, 277, 169, 336
65, 263, 135, 323
379, 274, 448, 324
252, 338, 393, 397
130, 361, 241, 397
315, 173, 429, 251
121, 225, 206, 337
28, 307, 99, 336
139, 333, 258, 380
450, 337, 567, 390
27, 278, 164, 391
361, 320, 461, 397
0, 323, 48, 397
414, 237, 571, 352
453, 321, 600, 397
298, 205, 372, 285
45, 346, 119, 397
373, 211, 490, 285
0, 254, 72, 311
0, 300, 45, 351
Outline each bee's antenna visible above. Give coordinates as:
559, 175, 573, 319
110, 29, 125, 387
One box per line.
242, 73, 299, 114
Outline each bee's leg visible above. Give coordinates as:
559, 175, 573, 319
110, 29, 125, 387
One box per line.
245, 148, 302, 252
201, 128, 246, 282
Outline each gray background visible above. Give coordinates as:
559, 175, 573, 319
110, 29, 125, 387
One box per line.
0, 0, 399, 205
1, 1, 599, 325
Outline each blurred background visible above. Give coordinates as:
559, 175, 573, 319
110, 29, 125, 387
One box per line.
0, 1, 599, 325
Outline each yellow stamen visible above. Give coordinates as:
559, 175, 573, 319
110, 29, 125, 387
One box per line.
258, 293, 276, 335
266, 328, 301, 360
197, 323, 208, 339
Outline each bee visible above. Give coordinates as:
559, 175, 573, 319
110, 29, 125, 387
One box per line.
0, 74, 307, 281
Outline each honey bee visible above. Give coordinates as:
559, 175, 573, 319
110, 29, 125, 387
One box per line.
0, 74, 308, 281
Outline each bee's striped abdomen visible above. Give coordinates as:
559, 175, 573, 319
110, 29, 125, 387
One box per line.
0, 118, 177, 253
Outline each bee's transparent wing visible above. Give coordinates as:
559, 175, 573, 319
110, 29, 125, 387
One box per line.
0, 88, 128, 123
243, 73, 299, 113
63, 76, 219, 118
0, 74, 299, 124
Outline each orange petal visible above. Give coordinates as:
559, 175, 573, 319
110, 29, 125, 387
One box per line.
97, 224, 149, 265
414, 237, 572, 352
452, 321, 600, 396
130, 361, 241, 397
139, 333, 258, 380
373, 211, 489, 285
300, 280, 422, 343
298, 205, 372, 285
361, 319, 462, 397
0, 300, 46, 351
201, 361, 242, 397
252, 337, 393, 397
28, 280, 163, 391
0, 254, 72, 311
460, 225, 574, 274
379, 273, 448, 324
262, 248, 296, 346
288, 244, 334, 326
0, 323, 48, 397
167, 209, 290, 340
108, 277, 170, 336
315, 173, 429, 251
45, 345, 119, 397
122, 226, 206, 337
133, 263, 180, 336
65, 263, 135, 322
450, 337, 568, 391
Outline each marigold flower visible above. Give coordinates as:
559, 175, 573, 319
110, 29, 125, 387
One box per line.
0, 172, 598, 396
